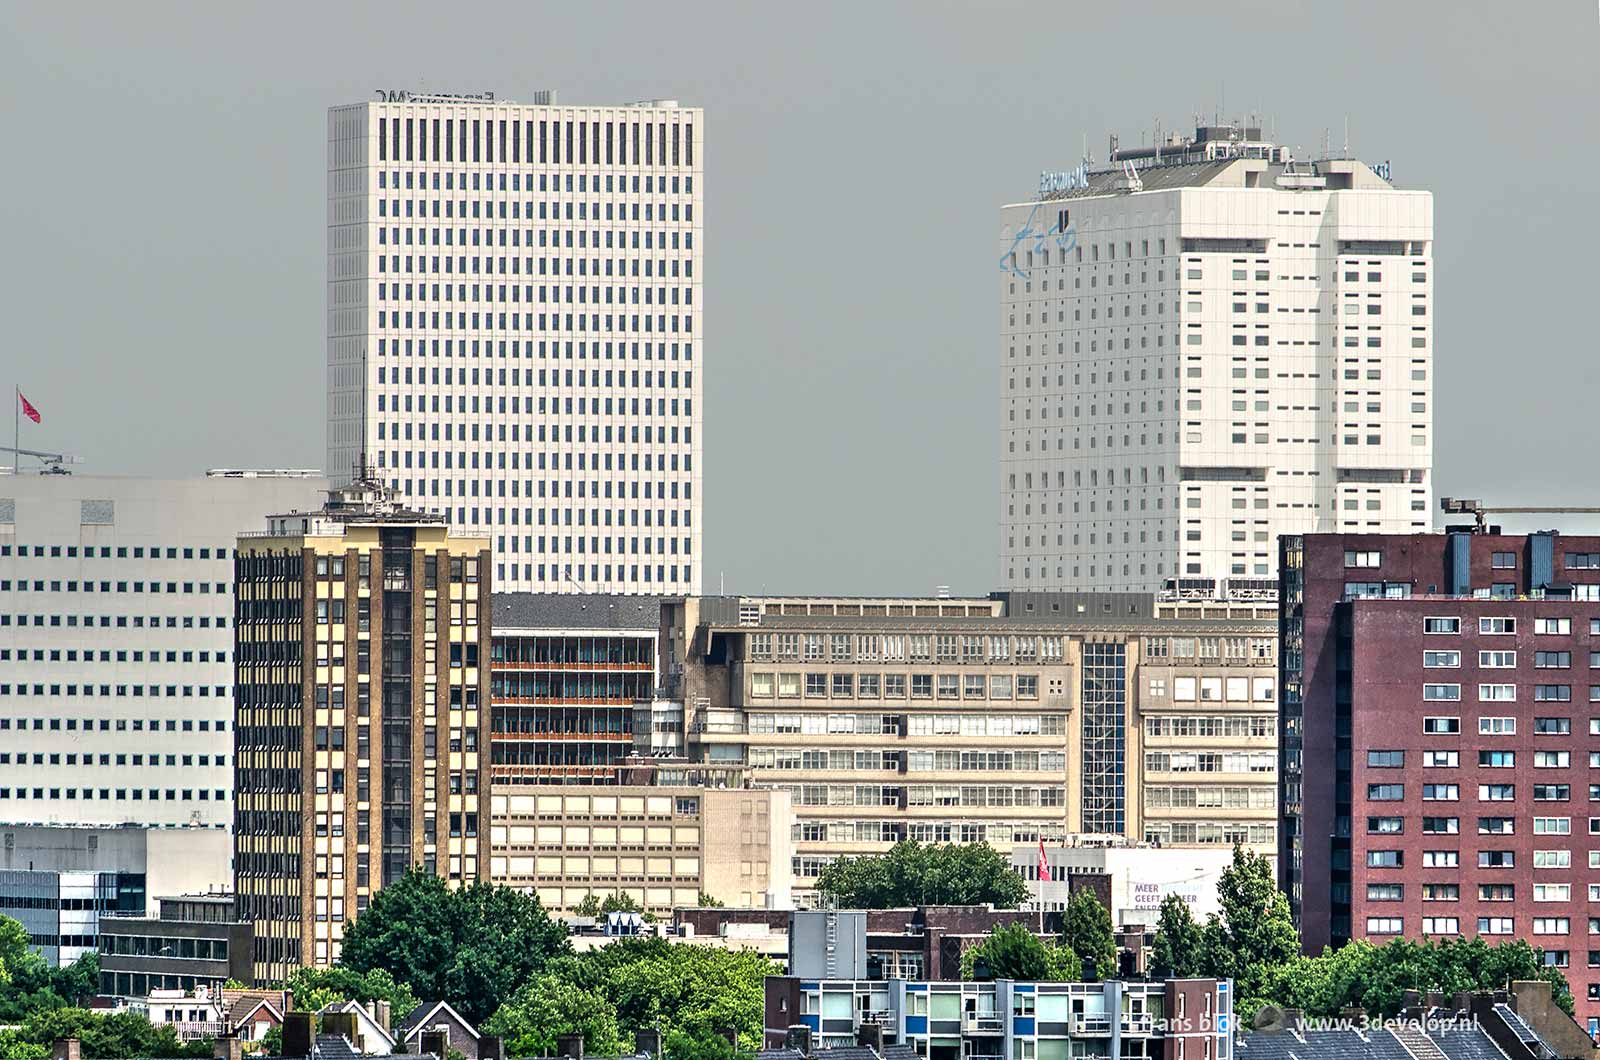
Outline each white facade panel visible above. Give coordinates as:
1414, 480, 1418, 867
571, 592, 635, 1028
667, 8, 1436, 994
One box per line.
327, 96, 704, 595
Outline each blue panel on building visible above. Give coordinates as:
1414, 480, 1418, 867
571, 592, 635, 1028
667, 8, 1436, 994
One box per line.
1013, 1017, 1036, 1035
1532, 532, 1554, 588
906, 1016, 927, 1035
1448, 533, 1471, 595
1014, 984, 1036, 993
801, 1015, 820, 1031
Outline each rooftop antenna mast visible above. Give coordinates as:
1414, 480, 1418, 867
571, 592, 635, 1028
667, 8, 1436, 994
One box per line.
1343, 115, 1350, 158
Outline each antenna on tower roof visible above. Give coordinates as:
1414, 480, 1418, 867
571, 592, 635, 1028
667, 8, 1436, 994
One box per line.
1343, 115, 1350, 158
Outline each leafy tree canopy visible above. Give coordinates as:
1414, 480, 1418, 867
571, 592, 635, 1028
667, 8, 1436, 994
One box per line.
0, 917, 98, 1023
0, 1007, 210, 1059
1061, 890, 1116, 980
959, 923, 1081, 981
815, 841, 1029, 909
338, 870, 569, 1025
484, 938, 778, 1057
280, 965, 418, 1017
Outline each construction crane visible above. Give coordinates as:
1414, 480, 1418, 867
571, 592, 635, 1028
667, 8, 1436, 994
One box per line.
1441, 497, 1600, 534
1, 444, 80, 475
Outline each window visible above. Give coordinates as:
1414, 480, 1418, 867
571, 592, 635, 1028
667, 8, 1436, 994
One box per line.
1367, 883, 1404, 901
1537, 651, 1573, 669
1478, 784, 1515, 802
1422, 918, 1460, 935
1536, 717, 1572, 734
1422, 816, 1459, 834
1423, 684, 1461, 701
1479, 617, 1516, 635
1535, 883, 1572, 902
1479, 650, 1516, 668
1368, 784, 1404, 801
1491, 552, 1518, 569
1368, 816, 1404, 834
1424, 651, 1460, 668
1423, 716, 1460, 734
1367, 850, 1402, 867
1534, 849, 1572, 869
1424, 617, 1460, 634
1422, 850, 1459, 867
1478, 918, 1514, 935
1536, 618, 1572, 635
1478, 686, 1516, 703
1479, 716, 1516, 734
1533, 918, 1571, 935
1344, 550, 1381, 568
1534, 817, 1572, 835
1423, 784, 1459, 801
1366, 917, 1403, 934
1368, 750, 1405, 767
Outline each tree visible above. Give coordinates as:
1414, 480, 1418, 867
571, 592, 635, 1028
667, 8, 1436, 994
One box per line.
696, 893, 726, 908
0, 1007, 211, 1059
1149, 894, 1204, 979
338, 870, 570, 1025
485, 938, 778, 1058
959, 923, 1080, 981
574, 892, 645, 917
815, 842, 1029, 909
482, 977, 623, 1057
1061, 890, 1116, 980
280, 965, 418, 1016
0, 916, 30, 988
1203, 846, 1299, 1004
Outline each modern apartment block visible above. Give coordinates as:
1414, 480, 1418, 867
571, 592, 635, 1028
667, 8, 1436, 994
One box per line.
1280, 528, 1600, 1028
0, 471, 327, 830
97, 892, 254, 1001
326, 90, 703, 594
765, 970, 1234, 1060
233, 477, 491, 981
672, 593, 1278, 904
1000, 121, 1432, 595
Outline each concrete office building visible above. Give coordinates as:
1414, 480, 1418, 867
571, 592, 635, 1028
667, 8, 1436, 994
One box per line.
673, 593, 1278, 904
97, 893, 253, 1002
1000, 121, 1432, 595
488, 593, 667, 783
0, 472, 327, 829
1281, 528, 1600, 1030
233, 477, 491, 981
488, 781, 792, 912
0, 824, 232, 966
326, 90, 703, 594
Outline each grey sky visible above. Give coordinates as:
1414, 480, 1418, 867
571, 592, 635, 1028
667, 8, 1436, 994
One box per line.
2, 2, 1597, 595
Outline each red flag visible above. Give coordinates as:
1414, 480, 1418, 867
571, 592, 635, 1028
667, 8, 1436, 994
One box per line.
1038, 837, 1049, 882
18, 392, 40, 424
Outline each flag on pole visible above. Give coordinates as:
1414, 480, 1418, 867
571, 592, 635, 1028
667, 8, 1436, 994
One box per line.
18, 392, 40, 424
1037, 836, 1049, 882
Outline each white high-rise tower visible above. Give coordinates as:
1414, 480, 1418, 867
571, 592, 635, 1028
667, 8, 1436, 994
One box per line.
328, 90, 703, 594
999, 122, 1432, 596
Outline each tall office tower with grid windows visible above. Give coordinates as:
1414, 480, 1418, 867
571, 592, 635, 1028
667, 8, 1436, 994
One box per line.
327, 90, 703, 595
999, 122, 1433, 597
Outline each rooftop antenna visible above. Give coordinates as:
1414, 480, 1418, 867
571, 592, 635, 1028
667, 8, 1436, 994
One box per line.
1343, 115, 1350, 158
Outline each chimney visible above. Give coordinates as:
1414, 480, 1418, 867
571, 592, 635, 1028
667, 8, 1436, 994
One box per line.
213, 1035, 243, 1060
856, 1023, 885, 1051
477, 1036, 506, 1060
283, 1013, 314, 1059
556, 1032, 586, 1060
785, 1025, 813, 1056
635, 1028, 664, 1056
51, 1039, 81, 1060
420, 1030, 449, 1058
374, 1000, 392, 1034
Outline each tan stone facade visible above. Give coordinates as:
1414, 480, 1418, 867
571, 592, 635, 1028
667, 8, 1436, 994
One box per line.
670, 594, 1277, 904
234, 482, 491, 982
488, 783, 792, 913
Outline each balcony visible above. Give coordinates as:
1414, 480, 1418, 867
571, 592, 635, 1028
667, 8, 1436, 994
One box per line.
1072, 1015, 1112, 1036
1121, 1014, 1155, 1035
963, 1014, 1004, 1035
168, 1021, 226, 1041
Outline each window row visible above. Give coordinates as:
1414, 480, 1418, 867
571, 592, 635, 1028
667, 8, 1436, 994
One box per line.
748, 671, 1041, 701
746, 632, 1065, 664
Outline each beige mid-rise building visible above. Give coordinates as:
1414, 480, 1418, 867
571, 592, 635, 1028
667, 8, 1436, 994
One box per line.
488, 780, 792, 913
669, 593, 1277, 904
